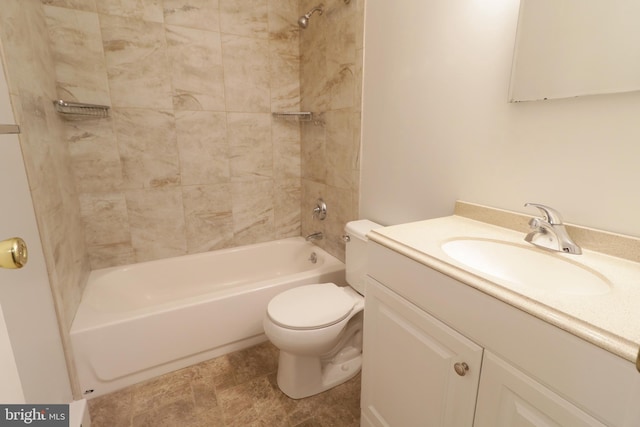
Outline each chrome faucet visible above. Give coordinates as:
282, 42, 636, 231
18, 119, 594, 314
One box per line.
305, 231, 324, 242
524, 203, 582, 254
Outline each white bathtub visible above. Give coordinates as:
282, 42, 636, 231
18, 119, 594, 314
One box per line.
70, 237, 345, 398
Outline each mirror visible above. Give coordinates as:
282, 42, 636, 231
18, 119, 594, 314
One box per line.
509, 0, 640, 102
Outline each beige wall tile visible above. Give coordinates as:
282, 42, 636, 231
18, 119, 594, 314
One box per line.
96, 0, 163, 23
275, 179, 301, 239
323, 186, 353, 260
1, 4, 56, 100
80, 192, 131, 246
301, 121, 326, 183
43, 6, 110, 104
12, 93, 52, 193
300, 33, 329, 111
41, 0, 97, 12
166, 25, 225, 111
175, 111, 229, 185
88, 242, 135, 269
36, 0, 368, 269
273, 120, 301, 238
354, 48, 364, 113
269, 38, 301, 112
325, 109, 355, 189
232, 180, 275, 245
126, 188, 187, 262
40, 0, 313, 270
268, 0, 298, 37
272, 120, 301, 181
300, 0, 364, 261
67, 118, 123, 193
220, 0, 268, 39
183, 184, 234, 253
100, 14, 172, 108
112, 108, 180, 189
221, 35, 270, 112
227, 113, 273, 181
163, 0, 220, 31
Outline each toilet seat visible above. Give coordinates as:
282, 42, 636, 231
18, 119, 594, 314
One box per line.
267, 283, 356, 330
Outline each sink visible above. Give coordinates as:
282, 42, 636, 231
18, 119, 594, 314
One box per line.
441, 238, 611, 295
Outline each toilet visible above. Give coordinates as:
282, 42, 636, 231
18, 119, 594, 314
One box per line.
263, 220, 381, 399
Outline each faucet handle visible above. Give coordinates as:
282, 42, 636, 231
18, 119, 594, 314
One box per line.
524, 203, 563, 225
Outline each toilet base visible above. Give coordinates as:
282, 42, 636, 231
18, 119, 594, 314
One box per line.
276, 345, 362, 399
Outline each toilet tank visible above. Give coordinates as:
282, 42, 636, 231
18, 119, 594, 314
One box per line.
345, 220, 383, 294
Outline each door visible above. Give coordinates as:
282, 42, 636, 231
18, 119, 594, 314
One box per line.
0, 55, 26, 403
474, 352, 607, 427
0, 53, 71, 402
361, 278, 483, 427
0, 302, 24, 403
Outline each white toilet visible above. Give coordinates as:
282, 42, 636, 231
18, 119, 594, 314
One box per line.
263, 220, 381, 399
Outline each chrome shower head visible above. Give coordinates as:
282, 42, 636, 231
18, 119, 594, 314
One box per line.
298, 4, 324, 29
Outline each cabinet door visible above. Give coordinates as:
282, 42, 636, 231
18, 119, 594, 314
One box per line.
361, 279, 483, 427
474, 351, 607, 427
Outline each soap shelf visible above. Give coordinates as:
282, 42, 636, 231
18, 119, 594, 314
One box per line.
272, 112, 324, 126
53, 99, 110, 119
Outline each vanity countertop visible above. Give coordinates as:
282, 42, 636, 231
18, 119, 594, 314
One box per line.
368, 215, 640, 366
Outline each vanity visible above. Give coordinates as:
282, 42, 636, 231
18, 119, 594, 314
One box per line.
360, 202, 640, 427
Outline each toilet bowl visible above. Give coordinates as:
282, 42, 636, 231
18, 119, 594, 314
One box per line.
263, 220, 381, 399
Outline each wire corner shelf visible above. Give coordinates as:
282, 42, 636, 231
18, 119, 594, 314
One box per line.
53, 99, 110, 120
272, 111, 324, 125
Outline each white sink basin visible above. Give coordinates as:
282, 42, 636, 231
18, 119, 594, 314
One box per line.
441, 238, 611, 295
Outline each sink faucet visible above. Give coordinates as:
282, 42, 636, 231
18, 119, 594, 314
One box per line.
305, 231, 323, 242
524, 203, 582, 254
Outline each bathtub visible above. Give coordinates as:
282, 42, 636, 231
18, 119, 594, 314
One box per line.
70, 237, 345, 398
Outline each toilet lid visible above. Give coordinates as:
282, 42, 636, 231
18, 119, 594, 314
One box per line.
267, 283, 356, 330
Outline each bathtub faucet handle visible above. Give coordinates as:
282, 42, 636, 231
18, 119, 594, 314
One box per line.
312, 198, 327, 220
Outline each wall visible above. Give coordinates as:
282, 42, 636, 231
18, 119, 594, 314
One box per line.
0, 0, 88, 399
299, 0, 365, 260
361, 0, 640, 238
42, 0, 302, 269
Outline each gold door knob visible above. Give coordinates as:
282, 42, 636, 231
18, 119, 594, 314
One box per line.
0, 237, 28, 269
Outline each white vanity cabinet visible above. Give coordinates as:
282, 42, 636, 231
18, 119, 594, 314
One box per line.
361, 279, 483, 427
361, 241, 640, 427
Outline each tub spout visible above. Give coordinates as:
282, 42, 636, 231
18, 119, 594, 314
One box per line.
306, 232, 323, 241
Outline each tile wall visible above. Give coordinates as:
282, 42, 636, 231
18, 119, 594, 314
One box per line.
42, 0, 303, 268
299, 0, 365, 261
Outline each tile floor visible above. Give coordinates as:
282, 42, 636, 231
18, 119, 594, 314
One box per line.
88, 341, 361, 426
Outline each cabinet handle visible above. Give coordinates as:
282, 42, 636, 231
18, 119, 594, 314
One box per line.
454, 362, 469, 376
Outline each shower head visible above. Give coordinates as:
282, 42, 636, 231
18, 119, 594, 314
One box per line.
298, 4, 324, 29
